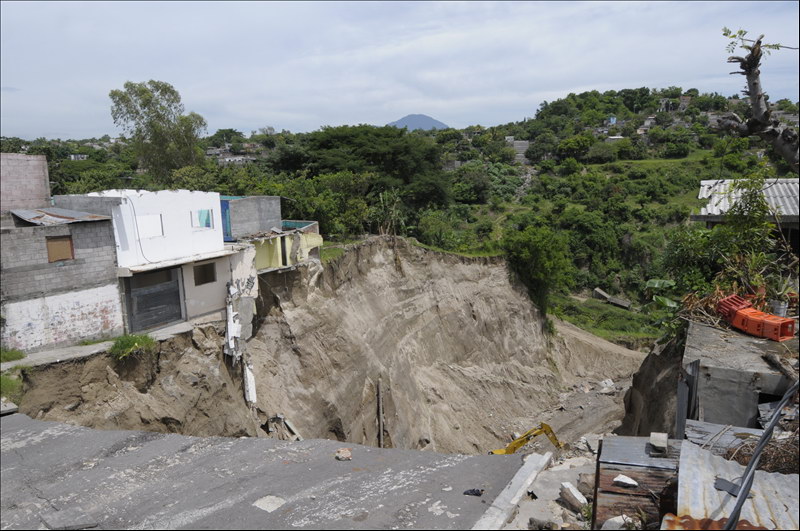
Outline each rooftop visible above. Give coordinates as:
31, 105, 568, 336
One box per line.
691, 178, 799, 222
9, 207, 110, 226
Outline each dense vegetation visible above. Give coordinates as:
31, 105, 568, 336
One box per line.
2, 84, 797, 340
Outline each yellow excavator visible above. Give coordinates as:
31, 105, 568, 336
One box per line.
489, 423, 563, 455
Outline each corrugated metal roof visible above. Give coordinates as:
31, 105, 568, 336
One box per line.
10, 207, 111, 226
675, 442, 798, 530
696, 179, 799, 218
661, 513, 768, 529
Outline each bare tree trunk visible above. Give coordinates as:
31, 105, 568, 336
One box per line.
717, 36, 799, 173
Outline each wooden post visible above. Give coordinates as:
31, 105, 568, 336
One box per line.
378, 377, 384, 449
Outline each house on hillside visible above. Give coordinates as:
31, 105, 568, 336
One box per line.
1, 153, 126, 351
690, 178, 799, 254
54, 190, 258, 333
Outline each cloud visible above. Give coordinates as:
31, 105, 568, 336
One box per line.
1, 1, 797, 138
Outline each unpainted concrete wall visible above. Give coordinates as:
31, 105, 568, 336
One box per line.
695, 364, 792, 428
181, 257, 232, 319
228, 196, 281, 238
53, 195, 122, 216
1, 221, 119, 301
1, 283, 124, 352
180, 246, 257, 319
0, 153, 50, 213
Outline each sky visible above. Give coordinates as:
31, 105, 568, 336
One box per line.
1, 1, 798, 140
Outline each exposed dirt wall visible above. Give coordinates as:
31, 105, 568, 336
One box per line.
618, 324, 687, 437
248, 237, 644, 453
20, 325, 260, 437
20, 237, 646, 455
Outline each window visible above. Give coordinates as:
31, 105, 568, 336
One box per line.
46, 236, 74, 262
191, 209, 214, 229
194, 262, 216, 286
136, 214, 164, 238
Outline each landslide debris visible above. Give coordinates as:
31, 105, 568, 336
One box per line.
19, 237, 645, 454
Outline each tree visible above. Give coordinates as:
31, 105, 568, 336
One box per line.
718, 29, 799, 172
557, 134, 594, 160
501, 225, 574, 312
109, 80, 207, 180
207, 128, 245, 147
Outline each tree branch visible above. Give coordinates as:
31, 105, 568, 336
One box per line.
716, 36, 799, 173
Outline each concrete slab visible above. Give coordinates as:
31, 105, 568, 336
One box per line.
503, 456, 596, 529
0, 398, 19, 416
1, 415, 522, 530
473, 452, 552, 530
683, 322, 797, 427
0, 341, 112, 373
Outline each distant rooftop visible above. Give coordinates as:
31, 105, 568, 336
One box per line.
692, 178, 799, 222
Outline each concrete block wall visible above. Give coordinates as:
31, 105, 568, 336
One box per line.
0, 153, 51, 213
1, 220, 118, 301
1, 283, 124, 352
53, 195, 122, 216
229, 196, 282, 239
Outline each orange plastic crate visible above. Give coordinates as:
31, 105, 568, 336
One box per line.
761, 314, 795, 342
732, 308, 795, 342
716, 295, 752, 323
731, 308, 766, 336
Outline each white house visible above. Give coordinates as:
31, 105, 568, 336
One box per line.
54, 190, 258, 333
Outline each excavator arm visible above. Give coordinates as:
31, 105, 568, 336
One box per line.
489, 423, 563, 455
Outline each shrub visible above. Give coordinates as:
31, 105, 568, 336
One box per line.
0, 347, 25, 363
0, 373, 23, 402
109, 334, 157, 362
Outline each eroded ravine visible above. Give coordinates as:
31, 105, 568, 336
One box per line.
19, 237, 645, 454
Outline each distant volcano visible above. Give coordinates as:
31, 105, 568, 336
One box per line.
387, 114, 449, 131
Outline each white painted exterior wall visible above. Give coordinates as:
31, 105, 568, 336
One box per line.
89, 190, 224, 268
1, 283, 124, 352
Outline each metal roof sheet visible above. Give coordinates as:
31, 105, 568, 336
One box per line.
10, 207, 111, 226
684, 420, 763, 456
696, 179, 799, 218
675, 441, 798, 530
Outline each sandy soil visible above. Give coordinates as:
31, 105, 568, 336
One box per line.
20, 237, 646, 455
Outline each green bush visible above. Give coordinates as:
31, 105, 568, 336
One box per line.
109, 334, 157, 362
0, 374, 23, 402
0, 347, 25, 363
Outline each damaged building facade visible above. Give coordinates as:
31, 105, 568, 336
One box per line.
54, 190, 260, 333
1, 154, 125, 351
220, 195, 323, 272
0, 159, 324, 352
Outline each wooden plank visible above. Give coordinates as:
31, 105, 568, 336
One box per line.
595, 463, 677, 527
